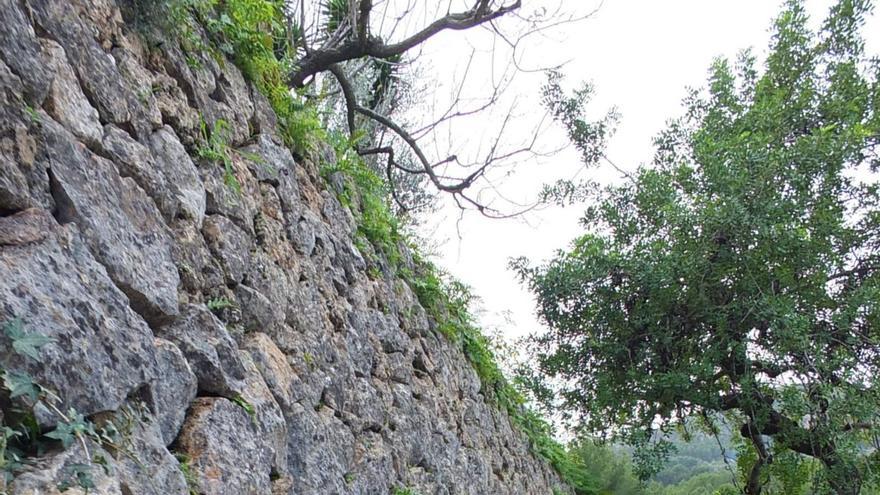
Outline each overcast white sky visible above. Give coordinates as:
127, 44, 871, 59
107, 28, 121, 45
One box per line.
408, 0, 880, 343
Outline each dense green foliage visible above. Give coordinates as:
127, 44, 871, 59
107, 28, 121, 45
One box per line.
137, 0, 325, 153
515, 1, 880, 493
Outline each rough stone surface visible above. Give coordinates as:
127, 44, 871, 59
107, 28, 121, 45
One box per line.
151, 338, 199, 445
114, 415, 189, 495
202, 214, 252, 284
40, 38, 103, 146
0, 208, 54, 246
158, 304, 247, 397
101, 124, 206, 226
40, 118, 179, 324
0, 0, 51, 105
148, 125, 206, 225
10, 443, 122, 495
0, 3, 572, 494
0, 216, 159, 419
175, 398, 273, 495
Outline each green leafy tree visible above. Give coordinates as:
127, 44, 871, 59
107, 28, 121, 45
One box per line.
570, 439, 645, 495
514, 1, 880, 494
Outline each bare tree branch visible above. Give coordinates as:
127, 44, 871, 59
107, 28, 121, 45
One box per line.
291, 0, 522, 86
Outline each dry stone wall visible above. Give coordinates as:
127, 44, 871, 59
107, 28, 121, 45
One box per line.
0, 1, 569, 494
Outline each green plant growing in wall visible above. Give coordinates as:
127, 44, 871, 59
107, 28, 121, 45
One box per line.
206, 296, 236, 312
22, 105, 41, 125
302, 352, 316, 371
183, 0, 324, 153
231, 394, 256, 421
175, 453, 200, 495
0, 318, 127, 492
322, 132, 404, 269
197, 118, 241, 193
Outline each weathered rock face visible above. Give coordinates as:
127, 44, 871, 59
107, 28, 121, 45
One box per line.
0, 1, 569, 494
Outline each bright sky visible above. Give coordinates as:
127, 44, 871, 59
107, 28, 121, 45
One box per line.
412, 1, 880, 344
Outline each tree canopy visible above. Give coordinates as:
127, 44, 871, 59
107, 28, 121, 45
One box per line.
514, 1, 880, 493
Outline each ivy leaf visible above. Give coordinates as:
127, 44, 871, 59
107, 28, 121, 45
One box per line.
57, 463, 95, 491
12, 333, 54, 361
45, 421, 75, 448
2, 370, 42, 401
3, 318, 54, 360
2, 317, 24, 339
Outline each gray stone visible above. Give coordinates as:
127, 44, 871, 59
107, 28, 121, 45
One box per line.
321, 189, 357, 236
29, 0, 154, 139
160, 43, 254, 147
238, 351, 288, 475
0, 57, 23, 100
113, 46, 164, 129
170, 220, 225, 293
41, 118, 179, 324
101, 125, 205, 226
40, 39, 103, 146
0, 0, 51, 105
243, 333, 297, 410
176, 398, 273, 495
0, 208, 54, 246
0, 112, 52, 212
242, 251, 288, 329
344, 325, 376, 379
10, 442, 122, 495
151, 338, 198, 446
239, 133, 296, 185
202, 214, 252, 285
283, 277, 333, 341
0, 215, 160, 419
148, 126, 206, 225
158, 304, 247, 397
101, 125, 166, 198
0, 149, 32, 213
286, 210, 319, 256
285, 404, 355, 493
202, 161, 259, 234
235, 284, 277, 333
114, 415, 189, 495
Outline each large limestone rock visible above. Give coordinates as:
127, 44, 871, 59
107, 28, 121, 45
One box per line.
113, 416, 190, 495
0, 211, 160, 418
100, 125, 206, 226
40, 117, 179, 324
151, 338, 198, 446
148, 125, 206, 225
0, 0, 51, 105
40, 38, 103, 147
175, 398, 274, 495
158, 304, 247, 397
